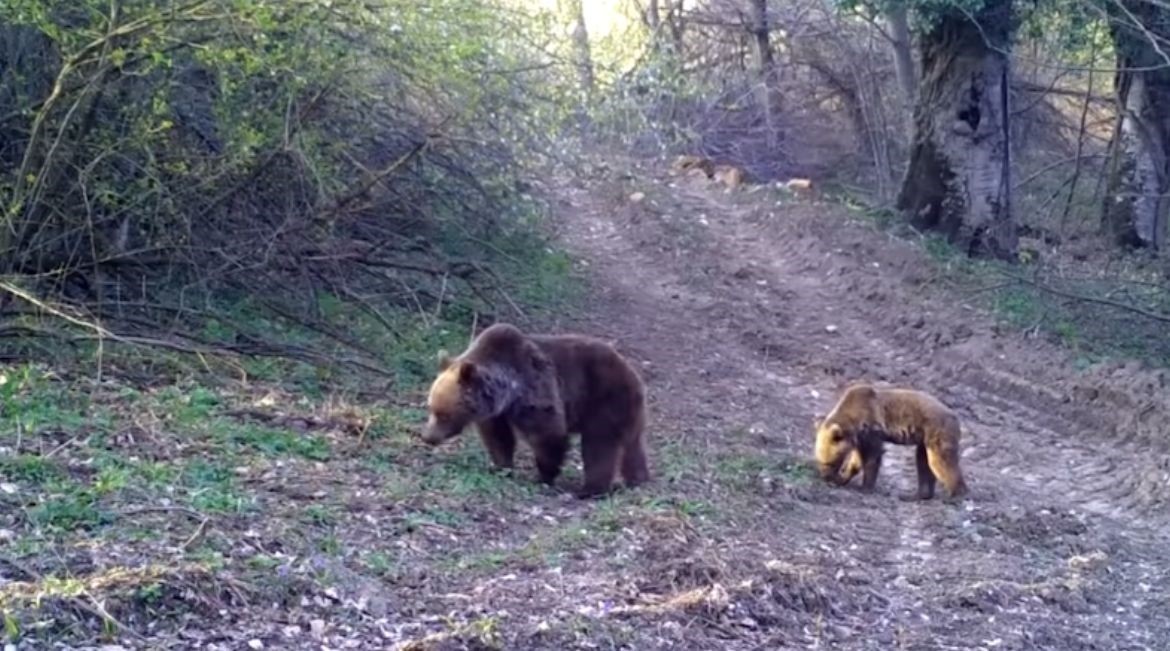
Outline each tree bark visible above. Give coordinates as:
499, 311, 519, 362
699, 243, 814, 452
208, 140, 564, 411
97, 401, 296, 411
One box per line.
746, 0, 780, 145
1102, 0, 1170, 250
895, 0, 1018, 260
639, 0, 684, 54
565, 0, 594, 97
886, 3, 917, 120
747, 0, 776, 74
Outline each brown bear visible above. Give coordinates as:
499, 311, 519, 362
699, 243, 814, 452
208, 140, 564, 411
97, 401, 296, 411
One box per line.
670, 154, 716, 178
814, 382, 968, 501
713, 164, 746, 190
420, 322, 649, 499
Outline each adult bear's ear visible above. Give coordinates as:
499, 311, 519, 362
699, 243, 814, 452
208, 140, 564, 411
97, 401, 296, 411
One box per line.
458, 360, 479, 384
437, 350, 453, 371
524, 342, 553, 372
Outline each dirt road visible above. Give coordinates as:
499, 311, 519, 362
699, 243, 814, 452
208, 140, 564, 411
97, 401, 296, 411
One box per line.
540, 161, 1170, 650
13, 156, 1170, 651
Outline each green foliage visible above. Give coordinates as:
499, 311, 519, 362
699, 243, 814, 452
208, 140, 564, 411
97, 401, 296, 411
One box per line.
835, 0, 1015, 43
27, 482, 110, 530
0, 454, 61, 484
1018, 0, 1108, 52
0, 0, 583, 374
0, 365, 98, 435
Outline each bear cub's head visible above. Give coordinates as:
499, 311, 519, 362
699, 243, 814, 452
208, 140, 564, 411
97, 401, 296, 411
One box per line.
813, 384, 877, 482
813, 419, 858, 481
813, 418, 868, 485
421, 351, 511, 445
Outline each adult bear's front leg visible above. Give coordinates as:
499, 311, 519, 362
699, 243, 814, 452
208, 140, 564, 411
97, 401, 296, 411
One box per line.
511, 404, 569, 488
475, 417, 516, 470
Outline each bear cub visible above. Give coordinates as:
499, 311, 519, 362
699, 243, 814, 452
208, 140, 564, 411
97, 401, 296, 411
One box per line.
421, 322, 650, 499
814, 382, 968, 501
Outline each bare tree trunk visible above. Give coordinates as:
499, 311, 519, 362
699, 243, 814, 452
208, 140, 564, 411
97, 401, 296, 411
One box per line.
565, 0, 594, 97
666, 0, 685, 51
640, 0, 684, 54
645, 0, 660, 30
561, 0, 594, 135
895, 0, 1018, 260
746, 0, 780, 146
747, 0, 775, 73
886, 2, 916, 129
1102, 0, 1170, 250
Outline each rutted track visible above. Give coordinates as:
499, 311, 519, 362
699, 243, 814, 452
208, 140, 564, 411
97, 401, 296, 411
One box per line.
547, 166, 1170, 649
717, 195, 1170, 527
665, 175, 1170, 530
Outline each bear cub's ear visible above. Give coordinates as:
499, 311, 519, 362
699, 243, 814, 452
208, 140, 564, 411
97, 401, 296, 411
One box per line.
826, 423, 847, 442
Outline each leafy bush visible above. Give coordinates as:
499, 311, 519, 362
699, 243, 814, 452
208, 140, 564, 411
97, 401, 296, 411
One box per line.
0, 0, 576, 365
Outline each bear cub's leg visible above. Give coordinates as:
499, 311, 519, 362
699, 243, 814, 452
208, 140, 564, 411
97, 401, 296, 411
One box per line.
927, 445, 968, 500
904, 443, 937, 501
854, 435, 884, 492
859, 450, 883, 491
578, 432, 621, 499
577, 409, 645, 499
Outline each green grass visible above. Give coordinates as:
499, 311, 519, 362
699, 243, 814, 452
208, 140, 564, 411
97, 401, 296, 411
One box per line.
0, 221, 586, 644
417, 442, 541, 500
0, 454, 62, 484
26, 484, 110, 530
831, 191, 1170, 369
0, 365, 107, 434
361, 550, 397, 578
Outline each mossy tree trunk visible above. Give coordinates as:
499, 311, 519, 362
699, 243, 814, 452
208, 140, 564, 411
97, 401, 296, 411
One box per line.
895, 0, 1018, 260
1102, 0, 1170, 250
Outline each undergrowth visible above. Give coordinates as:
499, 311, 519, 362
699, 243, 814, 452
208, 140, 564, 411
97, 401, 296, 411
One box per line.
841, 197, 1170, 369
0, 202, 592, 644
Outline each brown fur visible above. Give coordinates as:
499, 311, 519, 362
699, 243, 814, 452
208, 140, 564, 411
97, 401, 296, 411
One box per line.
713, 165, 745, 189
671, 154, 716, 178
421, 323, 649, 499
814, 383, 968, 501
782, 178, 817, 199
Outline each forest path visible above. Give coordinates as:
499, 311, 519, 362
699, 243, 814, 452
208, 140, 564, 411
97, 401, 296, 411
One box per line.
541, 159, 1170, 650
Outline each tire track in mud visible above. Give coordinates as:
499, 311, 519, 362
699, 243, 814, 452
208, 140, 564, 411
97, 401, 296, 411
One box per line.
668, 182, 1170, 647
552, 173, 1170, 648
678, 184, 1170, 528
551, 183, 937, 646
734, 200, 1170, 548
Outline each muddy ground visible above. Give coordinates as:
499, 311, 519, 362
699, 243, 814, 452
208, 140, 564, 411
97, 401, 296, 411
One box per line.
530, 158, 1170, 650
5, 155, 1170, 650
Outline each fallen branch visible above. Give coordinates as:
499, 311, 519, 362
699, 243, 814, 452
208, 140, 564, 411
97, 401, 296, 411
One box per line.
224, 407, 369, 435
0, 554, 144, 640
0, 280, 114, 337
998, 271, 1170, 324
0, 319, 395, 377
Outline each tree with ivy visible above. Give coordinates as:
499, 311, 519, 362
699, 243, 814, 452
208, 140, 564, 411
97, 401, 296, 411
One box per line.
890, 0, 1019, 260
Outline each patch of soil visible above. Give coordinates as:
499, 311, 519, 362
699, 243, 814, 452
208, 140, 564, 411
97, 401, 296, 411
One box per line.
532, 155, 1170, 648
14, 153, 1170, 650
